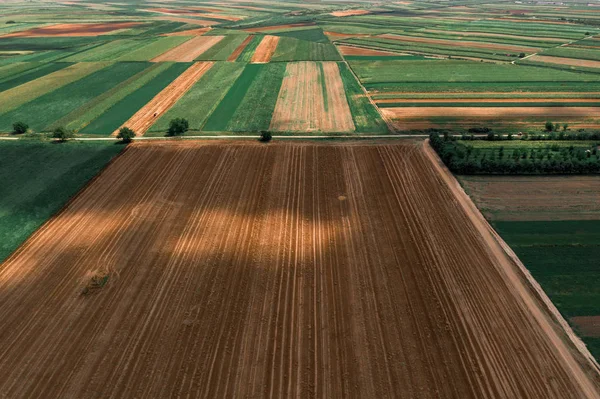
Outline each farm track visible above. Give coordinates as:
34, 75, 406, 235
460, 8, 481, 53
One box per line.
113, 62, 213, 136
0, 141, 598, 398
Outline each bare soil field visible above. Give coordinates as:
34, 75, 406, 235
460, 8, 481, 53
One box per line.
1, 22, 140, 37
376, 98, 600, 103
381, 106, 600, 120
152, 36, 224, 62
163, 27, 210, 36
227, 35, 254, 61
114, 62, 213, 136
270, 62, 354, 132
572, 316, 600, 337
0, 141, 598, 398
380, 33, 541, 53
459, 175, 600, 221
250, 35, 280, 63
330, 9, 371, 17
528, 55, 600, 69
245, 22, 315, 33
337, 45, 401, 56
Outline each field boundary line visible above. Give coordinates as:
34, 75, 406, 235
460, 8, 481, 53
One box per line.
423, 139, 600, 382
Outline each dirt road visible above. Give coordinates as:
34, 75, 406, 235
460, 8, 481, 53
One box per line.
0, 141, 598, 398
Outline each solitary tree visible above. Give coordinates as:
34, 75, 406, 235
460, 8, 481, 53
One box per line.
167, 118, 189, 136
562, 123, 569, 132
545, 121, 555, 132
259, 130, 272, 142
52, 126, 74, 142
117, 126, 135, 143
12, 121, 28, 135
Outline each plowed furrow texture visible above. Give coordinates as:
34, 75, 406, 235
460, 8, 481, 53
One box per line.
0, 141, 598, 399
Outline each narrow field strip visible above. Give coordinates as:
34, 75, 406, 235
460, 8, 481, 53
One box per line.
0, 22, 141, 38
379, 33, 541, 53
381, 106, 600, 119
0, 142, 597, 397
250, 35, 280, 63
163, 27, 211, 36
113, 62, 214, 136
270, 61, 355, 132
152, 36, 224, 62
0, 62, 70, 93
227, 35, 254, 61
527, 54, 600, 69
0, 62, 109, 116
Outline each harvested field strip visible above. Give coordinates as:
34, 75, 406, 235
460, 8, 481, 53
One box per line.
152, 36, 224, 62
149, 62, 244, 133
0, 62, 69, 93
0, 62, 107, 115
224, 63, 285, 132
196, 34, 248, 61
270, 62, 354, 132
0, 62, 148, 132
377, 101, 600, 107
250, 35, 279, 63
115, 36, 190, 62
527, 55, 600, 69
54, 63, 170, 132
381, 106, 600, 120
202, 63, 261, 131
113, 62, 213, 136
227, 35, 253, 61
80, 63, 189, 135
331, 9, 371, 17
236, 35, 261, 63
0, 141, 597, 397
379, 33, 540, 53
163, 27, 210, 36
0, 22, 141, 38
372, 92, 600, 99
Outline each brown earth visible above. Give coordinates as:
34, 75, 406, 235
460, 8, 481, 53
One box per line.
330, 9, 371, 17
152, 35, 224, 62
381, 106, 600, 120
528, 55, 600, 69
196, 13, 243, 21
270, 62, 355, 132
380, 33, 541, 53
459, 175, 600, 221
227, 35, 253, 61
0, 22, 140, 37
337, 45, 401, 56
376, 98, 600, 104
244, 22, 315, 33
250, 35, 280, 63
163, 27, 210, 37
0, 141, 598, 398
113, 62, 213, 136
156, 16, 220, 26
572, 316, 600, 337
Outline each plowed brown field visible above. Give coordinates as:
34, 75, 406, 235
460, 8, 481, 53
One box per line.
250, 35, 280, 63
113, 62, 213, 136
528, 54, 600, 68
1, 22, 140, 37
270, 62, 355, 132
152, 35, 223, 62
0, 141, 598, 398
338, 45, 401, 56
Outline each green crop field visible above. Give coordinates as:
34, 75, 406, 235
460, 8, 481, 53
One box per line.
0, 140, 123, 263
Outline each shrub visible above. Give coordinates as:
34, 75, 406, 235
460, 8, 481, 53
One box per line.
545, 121, 555, 132
52, 126, 74, 142
12, 121, 28, 135
117, 127, 135, 143
259, 130, 272, 142
167, 118, 189, 136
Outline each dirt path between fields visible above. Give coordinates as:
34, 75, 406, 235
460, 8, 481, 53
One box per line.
113, 62, 213, 136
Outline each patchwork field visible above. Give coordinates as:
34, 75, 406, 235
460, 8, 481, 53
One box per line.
0, 141, 598, 397
460, 174, 600, 361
